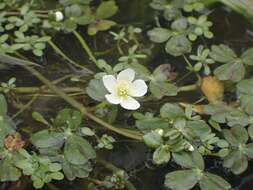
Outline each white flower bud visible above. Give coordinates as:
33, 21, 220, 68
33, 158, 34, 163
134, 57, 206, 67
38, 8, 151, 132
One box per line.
55, 11, 64, 22
188, 144, 195, 152
155, 129, 164, 136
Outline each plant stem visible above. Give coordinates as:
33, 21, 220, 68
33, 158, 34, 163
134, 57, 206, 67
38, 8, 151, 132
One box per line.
12, 75, 73, 118
12, 95, 38, 119
48, 40, 93, 74
26, 66, 142, 140
73, 31, 98, 66
178, 84, 199, 92
183, 54, 201, 80
0, 54, 142, 141
0, 86, 84, 94
183, 54, 194, 70
5, 11, 48, 18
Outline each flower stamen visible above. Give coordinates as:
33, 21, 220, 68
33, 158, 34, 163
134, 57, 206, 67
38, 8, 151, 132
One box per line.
117, 87, 128, 97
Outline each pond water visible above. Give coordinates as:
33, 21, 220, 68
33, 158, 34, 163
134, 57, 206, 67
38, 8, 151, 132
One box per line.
1, 0, 253, 190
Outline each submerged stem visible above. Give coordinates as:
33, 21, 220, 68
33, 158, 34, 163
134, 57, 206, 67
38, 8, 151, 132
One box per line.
48, 40, 93, 74
0, 54, 142, 141
73, 31, 98, 66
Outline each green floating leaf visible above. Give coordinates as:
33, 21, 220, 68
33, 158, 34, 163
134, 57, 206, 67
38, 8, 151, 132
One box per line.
244, 143, 253, 158
172, 150, 205, 170
239, 94, 253, 115
128, 62, 151, 81
165, 35, 192, 56
96, 0, 118, 19
171, 18, 188, 31
199, 173, 231, 190
54, 108, 82, 129
0, 158, 21, 181
160, 103, 185, 120
214, 62, 245, 82
237, 78, 253, 96
153, 64, 175, 81
143, 131, 163, 148
210, 44, 237, 63
86, 79, 107, 101
153, 145, 171, 164
50, 172, 64, 180
241, 47, 253, 65
88, 20, 116, 36
63, 19, 77, 32
49, 163, 62, 172
136, 117, 169, 130
164, 169, 200, 190
248, 125, 253, 139
150, 81, 178, 99
186, 120, 211, 139
223, 150, 248, 175
223, 125, 248, 146
81, 127, 95, 136
62, 157, 92, 180
147, 27, 172, 43
30, 130, 65, 149
64, 135, 96, 165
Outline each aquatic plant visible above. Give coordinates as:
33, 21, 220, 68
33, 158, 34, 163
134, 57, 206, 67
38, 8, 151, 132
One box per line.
0, 0, 253, 190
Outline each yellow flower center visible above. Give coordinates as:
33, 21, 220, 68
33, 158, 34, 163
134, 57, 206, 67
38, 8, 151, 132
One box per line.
116, 80, 130, 98
118, 87, 128, 97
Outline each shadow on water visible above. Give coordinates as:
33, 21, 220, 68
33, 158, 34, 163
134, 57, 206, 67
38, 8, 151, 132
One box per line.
1, 1, 253, 190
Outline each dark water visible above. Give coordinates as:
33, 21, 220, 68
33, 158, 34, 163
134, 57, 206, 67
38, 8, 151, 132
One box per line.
1, 1, 253, 190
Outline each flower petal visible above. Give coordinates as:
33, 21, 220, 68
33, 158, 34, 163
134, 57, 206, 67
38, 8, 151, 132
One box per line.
130, 79, 148, 97
120, 96, 140, 110
117, 68, 135, 82
105, 94, 122, 104
102, 75, 117, 93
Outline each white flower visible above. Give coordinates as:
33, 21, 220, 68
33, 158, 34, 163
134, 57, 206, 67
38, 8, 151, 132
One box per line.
102, 68, 148, 110
55, 11, 64, 22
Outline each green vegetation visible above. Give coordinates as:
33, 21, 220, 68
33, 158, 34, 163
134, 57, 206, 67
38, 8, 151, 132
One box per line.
0, 0, 253, 189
